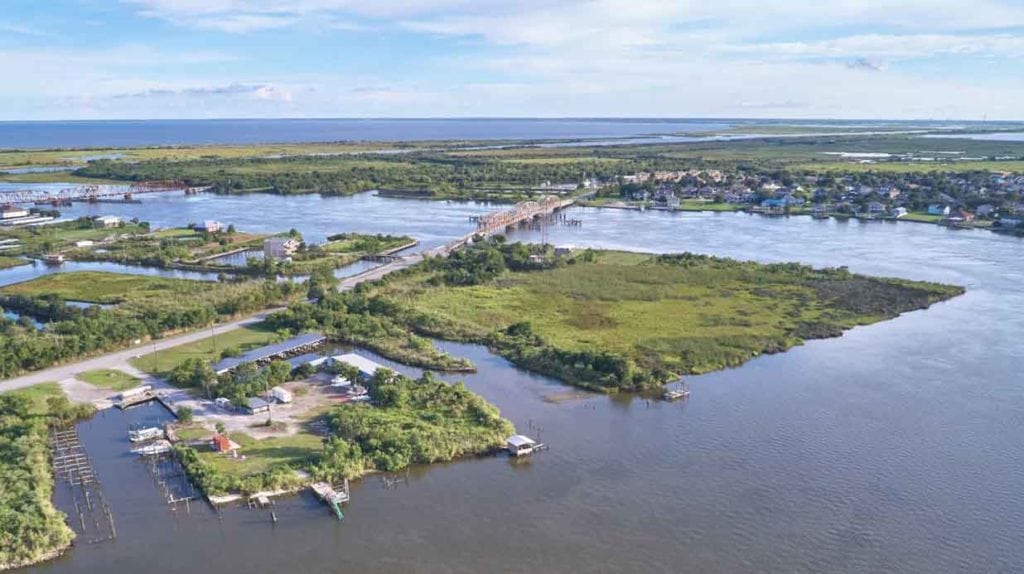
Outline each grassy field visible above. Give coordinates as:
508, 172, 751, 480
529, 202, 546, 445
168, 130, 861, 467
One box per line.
131, 323, 279, 375
0, 256, 29, 269
383, 250, 963, 385
8, 382, 64, 415
0, 221, 149, 256
0, 271, 212, 304
77, 369, 140, 391
196, 432, 323, 477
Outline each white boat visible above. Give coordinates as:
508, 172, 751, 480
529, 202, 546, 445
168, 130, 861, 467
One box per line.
131, 440, 172, 456
128, 426, 164, 442
662, 387, 690, 401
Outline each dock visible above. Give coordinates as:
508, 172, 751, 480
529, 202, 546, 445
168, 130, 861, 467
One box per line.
310, 480, 350, 520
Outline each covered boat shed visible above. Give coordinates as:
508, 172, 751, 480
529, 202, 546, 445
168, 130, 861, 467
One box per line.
214, 333, 326, 375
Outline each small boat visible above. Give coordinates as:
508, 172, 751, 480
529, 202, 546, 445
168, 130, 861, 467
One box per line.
662, 387, 690, 401
128, 426, 164, 442
131, 439, 172, 456
42, 253, 65, 265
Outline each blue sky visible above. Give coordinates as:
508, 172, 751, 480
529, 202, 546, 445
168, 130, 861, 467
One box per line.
4, 0, 1024, 120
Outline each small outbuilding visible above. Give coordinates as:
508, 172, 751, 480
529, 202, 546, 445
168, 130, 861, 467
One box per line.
245, 397, 271, 415
212, 434, 239, 453
506, 435, 537, 457
271, 386, 293, 404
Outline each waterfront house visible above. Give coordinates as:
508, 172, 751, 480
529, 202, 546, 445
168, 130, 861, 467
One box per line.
892, 207, 908, 218
264, 236, 301, 260
866, 202, 886, 215
998, 217, 1022, 227
927, 204, 950, 216
976, 204, 996, 218
196, 220, 222, 233
948, 209, 975, 223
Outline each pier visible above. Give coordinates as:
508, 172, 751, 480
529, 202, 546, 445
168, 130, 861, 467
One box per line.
49, 427, 116, 543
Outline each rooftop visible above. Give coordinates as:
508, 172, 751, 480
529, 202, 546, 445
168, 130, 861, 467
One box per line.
333, 353, 384, 377
214, 332, 326, 374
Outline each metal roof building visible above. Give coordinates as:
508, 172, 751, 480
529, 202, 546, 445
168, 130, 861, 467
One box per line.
214, 332, 326, 375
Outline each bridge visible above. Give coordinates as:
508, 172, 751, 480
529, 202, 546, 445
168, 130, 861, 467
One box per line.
0, 180, 202, 206
425, 195, 579, 257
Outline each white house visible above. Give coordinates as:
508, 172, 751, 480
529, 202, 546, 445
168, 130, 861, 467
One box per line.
891, 207, 909, 218
927, 204, 950, 216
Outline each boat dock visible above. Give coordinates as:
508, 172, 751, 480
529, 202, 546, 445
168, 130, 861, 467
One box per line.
310, 480, 350, 520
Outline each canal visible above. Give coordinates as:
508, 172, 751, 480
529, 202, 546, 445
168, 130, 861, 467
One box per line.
19, 200, 1024, 573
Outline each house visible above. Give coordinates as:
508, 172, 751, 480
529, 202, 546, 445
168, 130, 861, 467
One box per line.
866, 201, 886, 215
927, 204, 950, 216
999, 217, 1022, 227
264, 237, 301, 260
214, 397, 232, 409
194, 220, 222, 233
554, 246, 574, 257
244, 397, 271, 415
95, 215, 122, 228
891, 207, 909, 218
948, 209, 975, 223
271, 386, 293, 404
506, 435, 537, 457
976, 204, 996, 217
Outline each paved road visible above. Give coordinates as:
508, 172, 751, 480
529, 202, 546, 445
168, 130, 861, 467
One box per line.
0, 195, 579, 395
0, 312, 273, 394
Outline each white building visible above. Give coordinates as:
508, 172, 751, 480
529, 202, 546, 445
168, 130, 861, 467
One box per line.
330, 353, 383, 380
95, 215, 122, 228
506, 435, 537, 457
0, 208, 29, 220
271, 386, 293, 404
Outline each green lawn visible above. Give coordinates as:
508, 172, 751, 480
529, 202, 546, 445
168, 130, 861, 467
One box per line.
8, 382, 64, 415
901, 212, 944, 223
77, 369, 140, 391
131, 323, 278, 376
175, 425, 213, 441
197, 432, 323, 477
0, 256, 29, 270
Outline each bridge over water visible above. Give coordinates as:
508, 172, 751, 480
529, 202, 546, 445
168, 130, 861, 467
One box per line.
0, 181, 203, 206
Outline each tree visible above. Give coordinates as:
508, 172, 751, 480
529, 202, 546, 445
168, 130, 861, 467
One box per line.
215, 421, 226, 436
176, 406, 194, 423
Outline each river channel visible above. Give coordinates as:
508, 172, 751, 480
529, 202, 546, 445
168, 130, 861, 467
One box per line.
18, 198, 1024, 573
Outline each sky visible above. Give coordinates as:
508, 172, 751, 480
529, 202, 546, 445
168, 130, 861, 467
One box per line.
3, 0, 1024, 120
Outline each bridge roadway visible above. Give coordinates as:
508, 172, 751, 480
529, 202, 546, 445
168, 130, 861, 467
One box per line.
0, 181, 205, 205
0, 196, 580, 395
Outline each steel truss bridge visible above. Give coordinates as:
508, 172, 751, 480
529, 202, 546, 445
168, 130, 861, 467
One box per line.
0, 180, 197, 206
